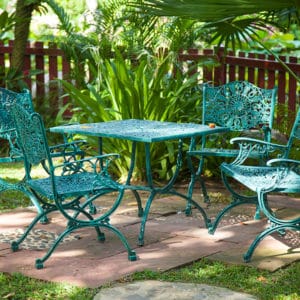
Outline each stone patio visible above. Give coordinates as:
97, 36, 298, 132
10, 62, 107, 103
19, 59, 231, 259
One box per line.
0, 183, 299, 288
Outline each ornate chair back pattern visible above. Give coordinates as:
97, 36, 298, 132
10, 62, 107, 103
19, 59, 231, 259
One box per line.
0, 88, 34, 162
8, 102, 52, 176
203, 81, 277, 137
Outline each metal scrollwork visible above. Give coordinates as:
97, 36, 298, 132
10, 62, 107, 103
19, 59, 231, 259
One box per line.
205, 81, 274, 130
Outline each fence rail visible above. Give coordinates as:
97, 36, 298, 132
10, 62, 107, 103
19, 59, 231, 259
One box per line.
1, 40, 299, 123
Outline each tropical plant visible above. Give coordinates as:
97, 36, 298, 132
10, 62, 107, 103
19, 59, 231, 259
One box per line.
131, 0, 300, 81
7, 0, 49, 91
37, 0, 212, 181
0, 9, 14, 40
0, 9, 15, 85
61, 49, 202, 181
126, 0, 300, 179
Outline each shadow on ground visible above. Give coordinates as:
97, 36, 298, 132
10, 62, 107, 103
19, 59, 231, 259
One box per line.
0, 181, 299, 288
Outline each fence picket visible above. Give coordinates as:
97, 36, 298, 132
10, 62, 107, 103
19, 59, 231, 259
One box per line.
0, 41, 299, 122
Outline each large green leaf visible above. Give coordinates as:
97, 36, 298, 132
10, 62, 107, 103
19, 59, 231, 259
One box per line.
132, 0, 299, 21
60, 50, 202, 181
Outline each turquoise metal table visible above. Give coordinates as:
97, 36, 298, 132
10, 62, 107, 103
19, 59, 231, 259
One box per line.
50, 119, 229, 246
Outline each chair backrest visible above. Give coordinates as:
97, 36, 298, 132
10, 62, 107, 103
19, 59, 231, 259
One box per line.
7, 102, 53, 178
0, 88, 34, 136
202, 81, 277, 140
0, 88, 34, 161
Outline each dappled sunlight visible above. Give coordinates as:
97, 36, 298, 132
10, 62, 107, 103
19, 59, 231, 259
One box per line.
0, 210, 36, 230
211, 227, 239, 240
54, 249, 87, 257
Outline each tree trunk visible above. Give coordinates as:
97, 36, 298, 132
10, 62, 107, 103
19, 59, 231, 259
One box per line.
10, 0, 36, 91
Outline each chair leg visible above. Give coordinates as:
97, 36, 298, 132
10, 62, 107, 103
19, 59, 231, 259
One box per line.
186, 172, 196, 216
194, 156, 210, 203
138, 190, 156, 246
35, 225, 78, 269
130, 189, 144, 217
243, 189, 300, 262
243, 223, 300, 262
33, 189, 136, 269
35, 221, 137, 269
11, 206, 56, 252
186, 156, 209, 216
209, 170, 258, 234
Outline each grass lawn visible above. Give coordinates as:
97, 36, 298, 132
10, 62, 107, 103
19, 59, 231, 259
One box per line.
0, 162, 299, 300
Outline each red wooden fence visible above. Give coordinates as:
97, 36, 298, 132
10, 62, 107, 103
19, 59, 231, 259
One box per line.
178, 48, 300, 115
0, 40, 70, 110
1, 40, 299, 121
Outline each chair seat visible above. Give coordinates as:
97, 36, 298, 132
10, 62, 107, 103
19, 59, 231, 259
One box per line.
192, 148, 240, 157
28, 172, 119, 199
221, 163, 300, 193
190, 148, 264, 158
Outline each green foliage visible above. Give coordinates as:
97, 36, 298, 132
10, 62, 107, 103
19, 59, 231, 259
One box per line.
133, 0, 299, 23
130, 258, 300, 300
0, 10, 15, 40
43, 0, 298, 182
0, 272, 96, 300
61, 50, 202, 181
0, 9, 14, 85
0, 259, 299, 299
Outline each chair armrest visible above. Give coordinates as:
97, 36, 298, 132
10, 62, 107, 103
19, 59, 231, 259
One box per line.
54, 153, 120, 176
55, 153, 119, 167
49, 140, 87, 152
230, 137, 287, 165
267, 158, 300, 169
230, 137, 284, 148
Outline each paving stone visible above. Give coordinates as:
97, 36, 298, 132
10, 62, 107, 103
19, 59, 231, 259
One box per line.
93, 281, 257, 300
207, 235, 300, 271
0, 189, 298, 289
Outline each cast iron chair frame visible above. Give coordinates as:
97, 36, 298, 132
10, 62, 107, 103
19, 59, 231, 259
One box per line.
210, 108, 300, 262
0, 87, 86, 217
186, 81, 277, 216
8, 102, 136, 269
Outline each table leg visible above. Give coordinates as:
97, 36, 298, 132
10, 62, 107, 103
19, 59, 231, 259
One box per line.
126, 141, 144, 216
137, 139, 211, 246
137, 140, 182, 246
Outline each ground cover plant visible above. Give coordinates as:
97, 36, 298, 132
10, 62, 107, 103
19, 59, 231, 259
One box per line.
0, 259, 299, 300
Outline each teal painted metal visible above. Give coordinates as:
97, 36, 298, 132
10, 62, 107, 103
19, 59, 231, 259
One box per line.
0, 88, 46, 217
0, 88, 33, 162
186, 81, 278, 209
210, 108, 300, 262
0, 88, 87, 218
8, 103, 136, 269
51, 119, 229, 142
50, 119, 229, 246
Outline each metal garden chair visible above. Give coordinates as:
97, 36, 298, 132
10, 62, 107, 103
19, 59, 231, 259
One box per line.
210, 108, 300, 262
0, 87, 86, 217
7, 102, 136, 269
186, 81, 277, 215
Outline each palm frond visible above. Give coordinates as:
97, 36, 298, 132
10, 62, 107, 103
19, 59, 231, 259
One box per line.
44, 0, 74, 34
131, 0, 299, 22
